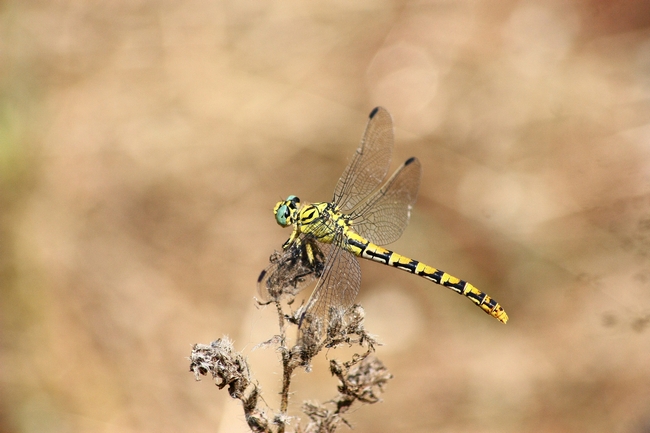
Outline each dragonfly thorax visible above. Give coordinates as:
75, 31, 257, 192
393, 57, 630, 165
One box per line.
297, 202, 346, 244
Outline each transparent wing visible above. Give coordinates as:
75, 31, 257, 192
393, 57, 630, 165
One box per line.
299, 232, 361, 332
257, 234, 329, 303
349, 157, 421, 246
332, 107, 394, 213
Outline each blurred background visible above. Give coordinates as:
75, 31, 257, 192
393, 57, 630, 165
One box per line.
2, 0, 650, 432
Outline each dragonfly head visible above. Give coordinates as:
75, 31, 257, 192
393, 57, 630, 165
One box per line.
274, 195, 301, 227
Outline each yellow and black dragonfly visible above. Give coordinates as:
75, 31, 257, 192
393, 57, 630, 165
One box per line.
258, 107, 508, 333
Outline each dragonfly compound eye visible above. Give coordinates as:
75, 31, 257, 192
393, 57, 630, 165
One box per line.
286, 195, 301, 210
274, 205, 287, 226
274, 199, 297, 227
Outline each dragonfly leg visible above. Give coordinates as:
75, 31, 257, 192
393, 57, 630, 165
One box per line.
282, 228, 300, 249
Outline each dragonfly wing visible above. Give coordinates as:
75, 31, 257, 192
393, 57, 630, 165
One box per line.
333, 107, 394, 213
350, 157, 422, 246
257, 234, 329, 303
300, 233, 361, 333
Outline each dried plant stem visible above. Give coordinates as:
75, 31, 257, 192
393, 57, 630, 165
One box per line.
278, 350, 293, 433
275, 300, 286, 332
190, 290, 390, 432
277, 301, 292, 433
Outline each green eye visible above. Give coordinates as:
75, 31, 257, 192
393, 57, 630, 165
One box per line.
275, 205, 288, 226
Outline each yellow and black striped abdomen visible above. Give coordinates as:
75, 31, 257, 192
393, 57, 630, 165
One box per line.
344, 232, 508, 324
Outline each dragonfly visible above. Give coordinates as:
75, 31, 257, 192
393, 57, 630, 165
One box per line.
258, 107, 508, 333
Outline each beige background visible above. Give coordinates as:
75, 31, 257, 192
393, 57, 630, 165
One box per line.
2, 1, 650, 432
